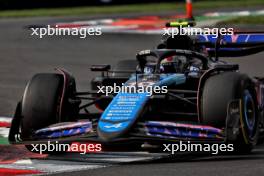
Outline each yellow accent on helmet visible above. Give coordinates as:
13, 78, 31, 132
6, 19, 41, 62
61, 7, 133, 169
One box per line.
166, 21, 196, 27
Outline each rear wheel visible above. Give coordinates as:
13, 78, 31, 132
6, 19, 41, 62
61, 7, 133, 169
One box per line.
201, 72, 259, 153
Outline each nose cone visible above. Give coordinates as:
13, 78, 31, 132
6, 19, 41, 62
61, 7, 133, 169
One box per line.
97, 92, 149, 141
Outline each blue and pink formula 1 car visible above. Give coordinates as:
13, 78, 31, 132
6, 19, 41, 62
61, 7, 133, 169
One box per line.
8, 28, 264, 154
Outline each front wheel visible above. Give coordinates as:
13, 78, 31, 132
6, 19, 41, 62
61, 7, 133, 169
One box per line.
201, 72, 259, 153
20, 73, 77, 140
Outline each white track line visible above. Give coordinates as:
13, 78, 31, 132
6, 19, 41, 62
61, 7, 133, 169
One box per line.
204, 9, 264, 17
0, 116, 12, 123
0, 159, 107, 174
0, 116, 11, 138
0, 127, 9, 138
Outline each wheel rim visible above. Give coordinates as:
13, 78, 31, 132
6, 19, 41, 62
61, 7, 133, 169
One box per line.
243, 90, 256, 137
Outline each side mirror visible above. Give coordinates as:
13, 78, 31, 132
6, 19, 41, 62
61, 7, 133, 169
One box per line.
90, 65, 111, 72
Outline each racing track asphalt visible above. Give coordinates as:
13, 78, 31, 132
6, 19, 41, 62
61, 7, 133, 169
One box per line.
0, 11, 264, 176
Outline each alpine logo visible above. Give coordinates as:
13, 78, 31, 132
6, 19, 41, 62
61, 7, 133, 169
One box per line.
104, 123, 123, 129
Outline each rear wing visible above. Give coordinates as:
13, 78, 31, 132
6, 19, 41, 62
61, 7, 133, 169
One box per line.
198, 33, 264, 44
165, 20, 264, 58
197, 32, 264, 57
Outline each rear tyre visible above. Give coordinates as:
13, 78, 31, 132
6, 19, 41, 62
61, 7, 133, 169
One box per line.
21, 74, 65, 139
201, 72, 259, 153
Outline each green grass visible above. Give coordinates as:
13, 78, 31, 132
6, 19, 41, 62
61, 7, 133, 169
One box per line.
0, 0, 263, 18
218, 15, 264, 25
0, 136, 8, 145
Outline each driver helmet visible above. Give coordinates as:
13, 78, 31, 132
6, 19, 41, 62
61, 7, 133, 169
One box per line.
160, 56, 187, 73
136, 61, 156, 74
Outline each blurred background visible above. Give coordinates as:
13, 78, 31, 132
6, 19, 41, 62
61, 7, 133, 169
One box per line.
1, 0, 184, 10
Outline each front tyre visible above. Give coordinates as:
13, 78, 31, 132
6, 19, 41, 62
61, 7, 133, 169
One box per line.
21, 73, 77, 140
201, 72, 259, 153
235, 89, 259, 153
